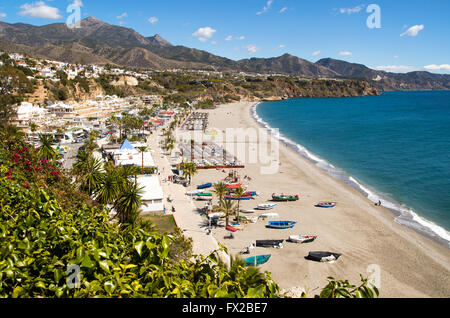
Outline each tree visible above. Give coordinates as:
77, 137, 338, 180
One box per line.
319, 275, 379, 298
95, 166, 121, 206
218, 198, 236, 228
113, 180, 145, 225
181, 162, 197, 185
38, 134, 58, 161
72, 155, 104, 196
234, 187, 246, 219
137, 146, 148, 174
213, 182, 228, 203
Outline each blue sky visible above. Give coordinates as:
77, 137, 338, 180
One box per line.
1, 0, 449, 73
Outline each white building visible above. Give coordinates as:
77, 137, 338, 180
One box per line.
137, 175, 164, 213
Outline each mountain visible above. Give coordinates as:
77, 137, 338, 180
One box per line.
316, 58, 450, 90
0, 17, 448, 90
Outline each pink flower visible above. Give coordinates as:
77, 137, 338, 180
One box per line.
23, 182, 31, 189
50, 171, 60, 175
40, 159, 49, 163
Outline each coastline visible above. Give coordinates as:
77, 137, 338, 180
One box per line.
187, 101, 450, 297
251, 101, 450, 248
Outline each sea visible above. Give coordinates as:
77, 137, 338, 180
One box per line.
253, 90, 450, 248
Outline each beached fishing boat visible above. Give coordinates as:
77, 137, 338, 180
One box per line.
266, 221, 297, 229
305, 251, 341, 263
226, 225, 238, 232
194, 195, 213, 201
186, 189, 204, 196
237, 216, 258, 223
225, 194, 254, 200
288, 235, 318, 244
197, 182, 213, 189
255, 240, 284, 248
315, 202, 337, 208
257, 203, 277, 210
243, 254, 271, 266
196, 193, 212, 196
208, 212, 225, 219
259, 212, 279, 219
226, 183, 242, 189
272, 194, 299, 202
241, 209, 256, 214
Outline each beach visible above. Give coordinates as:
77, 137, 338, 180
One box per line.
182, 101, 450, 298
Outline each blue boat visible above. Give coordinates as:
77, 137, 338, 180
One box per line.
266, 221, 297, 229
225, 195, 254, 200
197, 182, 212, 189
243, 254, 271, 266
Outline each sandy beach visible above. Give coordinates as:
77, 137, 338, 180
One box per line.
181, 101, 450, 298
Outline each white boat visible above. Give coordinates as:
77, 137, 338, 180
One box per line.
208, 212, 225, 219
186, 189, 203, 196
288, 235, 318, 244
240, 209, 256, 214
259, 213, 279, 219
257, 203, 277, 210
194, 195, 213, 201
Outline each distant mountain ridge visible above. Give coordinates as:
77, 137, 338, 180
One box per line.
0, 17, 448, 90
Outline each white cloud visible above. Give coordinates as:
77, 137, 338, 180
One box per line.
0, 13, 6, 19
424, 64, 450, 71
225, 35, 233, 41
237, 36, 245, 40
279, 7, 288, 13
117, 12, 128, 19
400, 24, 424, 37
375, 65, 419, 73
279, 44, 285, 48
394, 55, 399, 59
211, 41, 218, 45
148, 17, 159, 25
312, 50, 321, 56
19, 1, 62, 20
257, 0, 273, 15
339, 5, 364, 14
118, 21, 126, 26
245, 44, 260, 54
71, 0, 83, 7
339, 51, 353, 56
193, 27, 217, 41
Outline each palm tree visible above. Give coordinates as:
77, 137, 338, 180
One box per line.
38, 134, 58, 161
213, 182, 229, 203
166, 142, 174, 157
234, 187, 246, 219
218, 198, 237, 228
137, 146, 148, 174
190, 139, 195, 161
29, 121, 38, 144
114, 181, 145, 225
95, 167, 120, 206
181, 162, 197, 185
72, 155, 104, 196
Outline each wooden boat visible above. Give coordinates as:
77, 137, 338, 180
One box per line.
226, 225, 238, 232
305, 251, 341, 263
226, 183, 242, 189
197, 182, 213, 189
316, 202, 337, 208
241, 209, 256, 214
243, 254, 271, 266
197, 192, 212, 196
225, 194, 254, 200
194, 195, 213, 201
257, 203, 277, 210
208, 212, 225, 219
259, 212, 279, 219
288, 235, 318, 244
272, 194, 299, 202
186, 189, 203, 196
255, 240, 284, 248
237, 216, 258, 223
266, 221, 297, 229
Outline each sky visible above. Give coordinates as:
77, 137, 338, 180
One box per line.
0, 0, 449, 74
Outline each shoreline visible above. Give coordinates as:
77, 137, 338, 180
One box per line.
187, 101, 450, 297
251, 101, 450, 249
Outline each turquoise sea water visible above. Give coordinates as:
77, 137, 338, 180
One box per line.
254, 91, 450, 247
